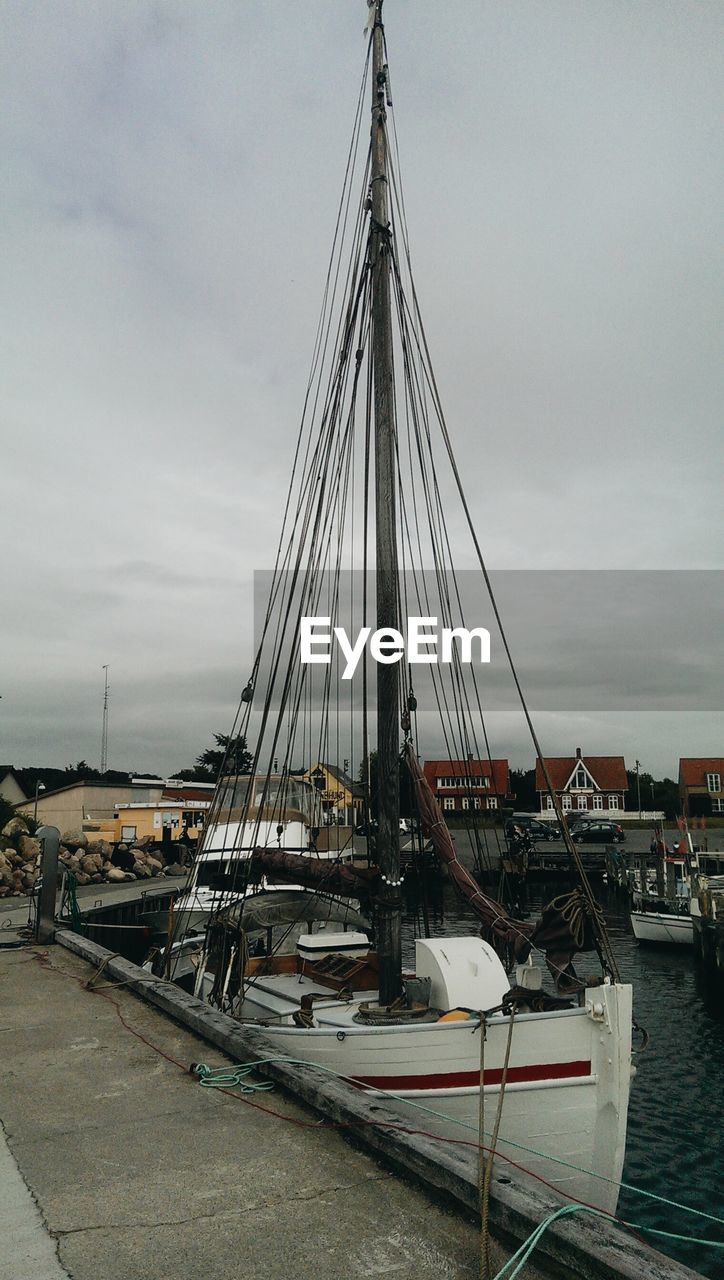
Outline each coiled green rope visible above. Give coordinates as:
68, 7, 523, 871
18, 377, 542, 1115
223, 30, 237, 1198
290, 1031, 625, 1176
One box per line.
189, 1062, 275, 1094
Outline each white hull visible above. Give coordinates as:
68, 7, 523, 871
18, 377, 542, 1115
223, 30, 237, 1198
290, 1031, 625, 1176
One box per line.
630, 910, 693, 946
236, 969, 632, 1214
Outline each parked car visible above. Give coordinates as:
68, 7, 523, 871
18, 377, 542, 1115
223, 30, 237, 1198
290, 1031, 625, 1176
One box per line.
566, 812, 598, 830
571, 820, 625, 844
504, 814, 561, 842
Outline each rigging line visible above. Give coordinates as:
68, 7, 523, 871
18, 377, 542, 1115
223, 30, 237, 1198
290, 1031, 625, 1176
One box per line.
268, 47, 371, 591
240, 274, 372, 869
388, 227, 618, 973
388, 233, 501, 868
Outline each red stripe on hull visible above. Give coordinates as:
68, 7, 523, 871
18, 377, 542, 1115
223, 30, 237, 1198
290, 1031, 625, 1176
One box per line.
353, 1059, 592, 1091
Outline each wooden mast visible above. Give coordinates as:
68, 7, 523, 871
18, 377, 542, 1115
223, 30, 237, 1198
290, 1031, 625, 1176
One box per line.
370, 0, 401, 1005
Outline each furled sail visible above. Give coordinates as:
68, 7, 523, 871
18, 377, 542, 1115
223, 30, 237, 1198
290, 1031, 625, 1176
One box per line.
249, 848, 379, 897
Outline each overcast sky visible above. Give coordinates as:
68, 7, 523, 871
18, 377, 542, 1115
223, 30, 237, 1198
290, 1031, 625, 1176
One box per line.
2, 0, 722, 780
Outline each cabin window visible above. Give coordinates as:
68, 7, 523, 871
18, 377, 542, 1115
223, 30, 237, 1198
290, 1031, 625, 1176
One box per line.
608, 795, 620, 810
707, 773, 721, 792
593, 794, 603, 810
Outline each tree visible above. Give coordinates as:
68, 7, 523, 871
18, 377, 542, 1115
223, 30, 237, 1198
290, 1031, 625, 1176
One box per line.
509, 768, 536, 811
65, 760, 101, 781
176, 733, 253, 782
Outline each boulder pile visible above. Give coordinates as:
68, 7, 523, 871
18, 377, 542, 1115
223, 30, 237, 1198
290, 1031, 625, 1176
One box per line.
0, 818, 186, 897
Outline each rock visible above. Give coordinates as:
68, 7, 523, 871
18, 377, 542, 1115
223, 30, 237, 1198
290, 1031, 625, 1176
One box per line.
123, 872, 136, 882
81, 854, 101, 875
74, 872, 90, 885
91, 873, 103, 883
61, 830, 88, 852
18, 835, 41, 862
21, 873, 36, 892
133, 861, 151, 878
111, 847, 134, 872
163, 862, 185, 877
146, 857, 163, 875
105, 867, 126, 883
2, 817, 29, 841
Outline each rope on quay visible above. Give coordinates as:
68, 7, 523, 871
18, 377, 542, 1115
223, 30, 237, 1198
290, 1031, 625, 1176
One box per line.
184, 1052, 724, 1252
189, 1062, 275, 1094
23, 948, 724, 1257
490, 1204, 724, 1280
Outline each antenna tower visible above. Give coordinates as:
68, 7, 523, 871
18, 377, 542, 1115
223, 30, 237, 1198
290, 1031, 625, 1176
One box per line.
101, 664, 110, 774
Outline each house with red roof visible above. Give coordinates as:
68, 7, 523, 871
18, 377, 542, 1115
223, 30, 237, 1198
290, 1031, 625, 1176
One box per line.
679, 758, 724, 818
423, 756, 510, 815
535, 748, 628, 819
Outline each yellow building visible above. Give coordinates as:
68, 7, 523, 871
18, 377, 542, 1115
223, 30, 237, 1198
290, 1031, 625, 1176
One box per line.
303, 762, 363, 827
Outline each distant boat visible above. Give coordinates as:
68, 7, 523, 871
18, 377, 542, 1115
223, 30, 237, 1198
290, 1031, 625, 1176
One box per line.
630, 828, 693, 947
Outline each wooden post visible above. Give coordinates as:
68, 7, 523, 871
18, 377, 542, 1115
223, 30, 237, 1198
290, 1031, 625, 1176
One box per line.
370, 0, 401, 1005
35, 825, 60, 944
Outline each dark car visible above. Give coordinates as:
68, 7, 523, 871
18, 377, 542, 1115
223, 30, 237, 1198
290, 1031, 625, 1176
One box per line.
504, 815, 561, 842
566, 812, 598, 831
571, 820, 625, 844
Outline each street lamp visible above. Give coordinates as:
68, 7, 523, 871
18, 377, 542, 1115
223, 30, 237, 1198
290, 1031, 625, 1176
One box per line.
34, 781, 46, 823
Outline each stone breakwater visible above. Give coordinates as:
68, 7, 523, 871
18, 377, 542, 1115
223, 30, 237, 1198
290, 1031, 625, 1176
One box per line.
0, 817, 186, 897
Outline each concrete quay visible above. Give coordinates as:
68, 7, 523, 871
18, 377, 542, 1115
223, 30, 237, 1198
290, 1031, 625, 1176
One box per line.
0, 943, 546, 1280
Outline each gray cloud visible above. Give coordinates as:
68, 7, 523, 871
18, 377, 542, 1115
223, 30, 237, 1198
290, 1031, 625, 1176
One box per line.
1, 1, 722, 777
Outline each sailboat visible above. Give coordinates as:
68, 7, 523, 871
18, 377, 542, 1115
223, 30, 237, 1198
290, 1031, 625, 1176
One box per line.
629, 825, 693, 946
174, 1, 633, 1215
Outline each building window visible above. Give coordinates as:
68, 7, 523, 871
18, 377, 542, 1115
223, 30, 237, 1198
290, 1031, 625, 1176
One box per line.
484, 777, 490, 789
487, 797, 497, 810
546, 795, 554, 810
608, 795, 620, 811
712, 798, 724, 813
121, 825, 136, 841
461, 797, 469, 811
575, 768, 586, 789
473, 797, 481, 810
443, 797, 454, 811
562, 795, 572, 811
593, 794, 603, 810
707, 773, 721, 793
577, 796, 588, 810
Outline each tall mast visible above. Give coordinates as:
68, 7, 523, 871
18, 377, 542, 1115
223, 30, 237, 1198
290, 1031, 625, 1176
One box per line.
370, 0, 401, 1004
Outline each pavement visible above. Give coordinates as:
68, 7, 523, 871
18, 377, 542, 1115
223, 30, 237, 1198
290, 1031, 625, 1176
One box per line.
0, 944, 548, 1280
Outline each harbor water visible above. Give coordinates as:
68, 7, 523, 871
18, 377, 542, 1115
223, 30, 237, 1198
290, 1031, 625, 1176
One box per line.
401, 867, 724, 1279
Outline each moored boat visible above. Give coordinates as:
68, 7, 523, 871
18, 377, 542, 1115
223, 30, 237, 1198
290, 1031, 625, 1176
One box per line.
176, 0, 635, 1215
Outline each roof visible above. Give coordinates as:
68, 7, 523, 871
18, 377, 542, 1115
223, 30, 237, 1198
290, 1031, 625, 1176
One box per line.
535, 755, 628, 792
423, 758, 510, 794
679, 758, 724, 787
0, 767, 27, 800
309, 763, 364, 798
161, 786, 214, 803
12, 778, 162, 804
